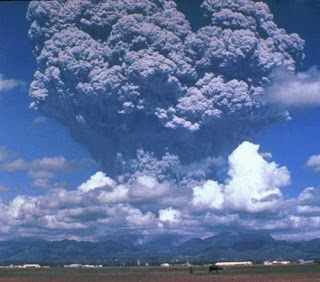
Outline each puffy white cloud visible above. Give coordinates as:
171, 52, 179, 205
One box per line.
192, 142, 290, 213
203, 213, 240, 227
31, 156, 74, 171
265, 67, 320, 108
298, 187, 320, 204
289, 215, 320, 229
30, 178, 51, 189
159, 207, 181, 223
260, 152, 272, 160
28, 170, 54, 180
7, 196, 28, 219
296, 187, 320, 216
43, 215, 88, 230
296, 205, 320, 214
0, 142, 320, 241
78, 171, 116, 192
136, 175, 157, 189
1, 158, 28, 172
224, 142, 290, 213
258, 187, 320, 238
1, 155, 93, 190
273, 230, 320, 242
126, 207, 156, 227
0, 74, 25, 93
192, 180, 224, 210
129, 175, 169, 200
1, 156, 77, 172
95, 185, 129, 204
306, 154, 320, 172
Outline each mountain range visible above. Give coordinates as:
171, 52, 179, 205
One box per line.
1, 232, 319, 265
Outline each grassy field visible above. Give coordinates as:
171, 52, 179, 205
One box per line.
0, 264, 319, 281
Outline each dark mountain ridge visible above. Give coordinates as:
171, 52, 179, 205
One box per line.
1, 232, 319, 264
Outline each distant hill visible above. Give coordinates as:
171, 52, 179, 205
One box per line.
1, 232, 320, 264
175, 232, 309, 262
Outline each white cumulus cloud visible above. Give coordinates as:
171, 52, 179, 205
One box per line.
193, 180, 224, 210
78, 171, 116, 192
0, 74, 25, 93
192, 142, 290, 213
265, 67, 320, 108
0, 142, 319, 241
224, 142, 290, 213
306, 154, 320, 172
159, 207, 181, 223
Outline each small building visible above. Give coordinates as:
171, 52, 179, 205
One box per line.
160, 263, 170, 268
64, 264, 83, 268
83, 264, 95, 268
7, 265, 19, 268
215, 261, 253, 266
22, 264, 41, 268
298, 259, 314, 264
272, 260, 290, 265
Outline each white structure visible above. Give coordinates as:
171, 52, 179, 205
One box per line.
215, 261, 253, 266
22, 264, 41, 268
298, 259, 314, 264
272, 260, 290, 265
64, 264, 102, 268
64, 264, 82, 268
4, 265, 21, 268
264, 261, 273, 265
83, 264, 95, 268
160, 263, 170, 267
273, 260, 290, 265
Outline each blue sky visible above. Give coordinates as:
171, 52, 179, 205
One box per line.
0, 0, 320, 241
0, 2, 96, 200
257, 0, 320, 197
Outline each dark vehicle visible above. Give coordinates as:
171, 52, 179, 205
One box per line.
208, 265, 223, 273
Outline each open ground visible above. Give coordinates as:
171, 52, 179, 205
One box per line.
0, 264, 319, 281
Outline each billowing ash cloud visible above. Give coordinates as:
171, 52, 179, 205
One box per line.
22, 0, 317, 239
27, 0, 304, 177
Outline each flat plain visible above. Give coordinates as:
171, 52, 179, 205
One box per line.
0, 264, 319, 281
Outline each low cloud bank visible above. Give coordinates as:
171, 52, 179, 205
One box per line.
0, 141, 318, 241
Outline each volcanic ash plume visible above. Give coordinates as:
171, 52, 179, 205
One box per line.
27, 0, 304, 184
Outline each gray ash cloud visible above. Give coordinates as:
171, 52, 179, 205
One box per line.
27, 0, 303, 181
